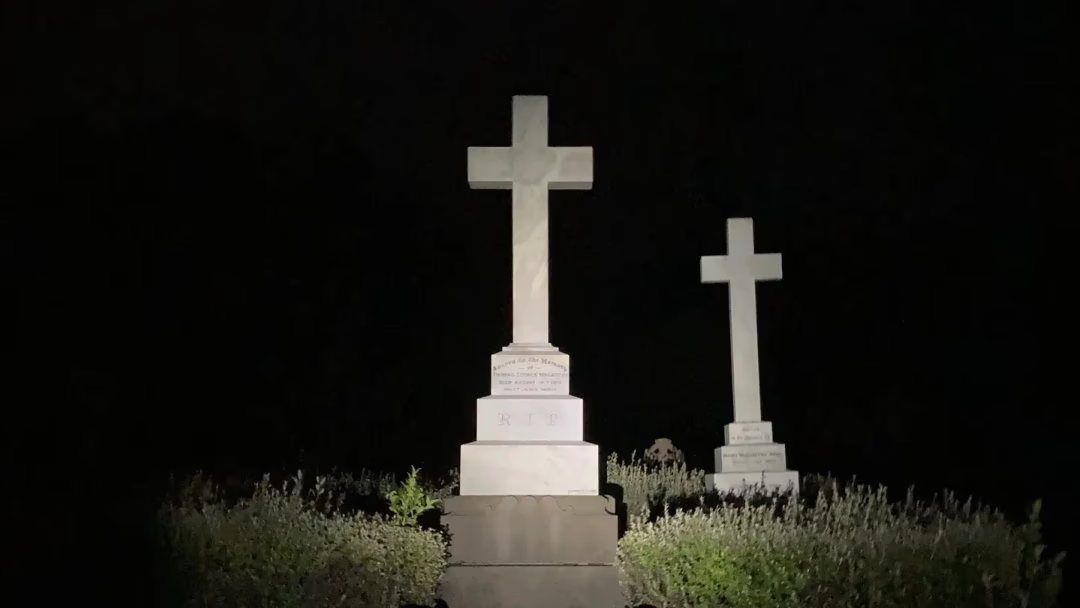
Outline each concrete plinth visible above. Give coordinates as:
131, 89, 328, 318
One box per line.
439, 495, 621, 608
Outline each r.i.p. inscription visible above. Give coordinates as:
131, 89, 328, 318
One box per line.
474, 395, 583, 442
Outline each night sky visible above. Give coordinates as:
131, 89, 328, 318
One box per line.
7, 1, 1075, 603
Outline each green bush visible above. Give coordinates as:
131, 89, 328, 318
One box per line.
158, 471, 447, 608
385, 467, 441, 527
606, 452, 707, 518
617, 477, 1064, 608
325, 466, 458, 503
324, 468, 400, 499
424, 466, 459, 501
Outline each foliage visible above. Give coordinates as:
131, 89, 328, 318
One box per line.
617, 475, 1065, 608
324, 466, 457, 504
324, 468, 399, 500
158, 471, 447, 608
423, 466, 459, 501
385, 467, 441, 527
606, 451, 707, 518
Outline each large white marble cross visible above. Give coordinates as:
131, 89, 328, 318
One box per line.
467, 96, 593, 345
701, 218, 782, 423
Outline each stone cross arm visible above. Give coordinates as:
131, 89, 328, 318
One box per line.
467, 146, 593, 190
701, 253, 782, 283
700, 218, 782, 283
467, 96, 592, 191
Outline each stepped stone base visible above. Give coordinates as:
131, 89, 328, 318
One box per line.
459, 441, 598, 495
714, 442, 787, 472
707, 470, 800, 494
439, 495, 621, 608
440, 565, 621, 608
476, 395, 583, 441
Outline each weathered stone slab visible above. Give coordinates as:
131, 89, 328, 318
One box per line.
439, 565, 621, 608
442, 495, 617, 564
439, 495, 620, 608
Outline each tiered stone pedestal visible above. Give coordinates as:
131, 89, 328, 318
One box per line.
459, 344, 598, 496
706, 421, 800, 493
442, 344, 620, 607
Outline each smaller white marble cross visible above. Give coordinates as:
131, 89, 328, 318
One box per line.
701, 218, 782, 423
467, 96, 593, 346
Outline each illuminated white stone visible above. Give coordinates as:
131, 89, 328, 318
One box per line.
715, 443, 787, 472
468, 95, 592, 346
491, 345, 570, 396
460, 96, 598, 496
701, 218, 781, 423
476, 396, 582, 441
702, 218, 798, 493
460, 441, 599, 495
724, 421, 773, 445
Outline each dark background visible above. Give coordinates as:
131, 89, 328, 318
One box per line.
5, 1, 1075, 604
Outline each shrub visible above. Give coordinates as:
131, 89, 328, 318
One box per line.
324, 466, 457, 504
617, 476, 1064, 608
606, 452, 707, 518
325, 468, 399, 500
158, 471, 447, 608
421, 466, 459, 501
385, 467, 441, 527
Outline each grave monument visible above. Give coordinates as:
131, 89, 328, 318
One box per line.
701, 217, 799, 493
439, 96, 621, 608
